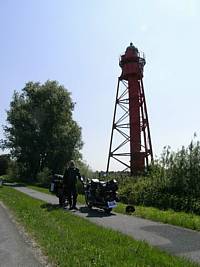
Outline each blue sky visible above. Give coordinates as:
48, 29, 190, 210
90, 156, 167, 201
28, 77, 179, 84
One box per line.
0, 0, 200, 171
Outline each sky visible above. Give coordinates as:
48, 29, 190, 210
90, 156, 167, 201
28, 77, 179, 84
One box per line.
0, 0, 200, 171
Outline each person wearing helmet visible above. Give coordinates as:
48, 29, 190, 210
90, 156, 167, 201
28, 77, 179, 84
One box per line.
63, 160, 81, 210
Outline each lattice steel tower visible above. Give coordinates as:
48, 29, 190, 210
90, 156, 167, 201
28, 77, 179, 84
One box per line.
107, 43, 153, 175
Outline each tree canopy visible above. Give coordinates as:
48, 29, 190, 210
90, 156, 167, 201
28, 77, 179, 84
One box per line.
1, 80, 83, 180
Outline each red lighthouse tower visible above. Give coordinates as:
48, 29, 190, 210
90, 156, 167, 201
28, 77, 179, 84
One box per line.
107, 43, 153, 175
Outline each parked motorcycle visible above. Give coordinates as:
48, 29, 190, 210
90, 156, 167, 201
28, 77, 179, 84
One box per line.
81, 177, 118, 214
49, 174, 66, 206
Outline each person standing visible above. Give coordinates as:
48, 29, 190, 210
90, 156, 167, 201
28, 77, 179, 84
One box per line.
63, 160, 81, 210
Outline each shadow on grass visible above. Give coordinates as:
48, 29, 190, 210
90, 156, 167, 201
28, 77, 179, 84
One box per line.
79, 206, 116, 218
40, 203, 61, 212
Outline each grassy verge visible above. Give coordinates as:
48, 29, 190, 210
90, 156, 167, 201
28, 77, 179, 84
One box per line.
0, 186, 198, 267
28, 185, 200, 232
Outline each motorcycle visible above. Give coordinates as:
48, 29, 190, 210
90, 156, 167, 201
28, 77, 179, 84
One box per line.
49, 174, 67, 206
81, 177, 118, 214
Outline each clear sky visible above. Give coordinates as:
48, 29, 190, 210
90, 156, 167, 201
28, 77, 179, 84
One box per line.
0, 0, 200, 171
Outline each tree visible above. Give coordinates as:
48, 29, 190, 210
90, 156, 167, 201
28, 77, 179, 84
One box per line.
0, 154, 10, 176
1, 80, 83, 181
76, 160, 94, 178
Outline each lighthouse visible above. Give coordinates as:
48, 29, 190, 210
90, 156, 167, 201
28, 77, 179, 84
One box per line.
107, 43, 153, 175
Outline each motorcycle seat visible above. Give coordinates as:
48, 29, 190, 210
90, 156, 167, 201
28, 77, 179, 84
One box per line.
91, 179, 99, 183
99, 181, 107, 186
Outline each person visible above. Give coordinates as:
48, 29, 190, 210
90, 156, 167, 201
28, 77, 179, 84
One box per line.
63, 160, 81, 210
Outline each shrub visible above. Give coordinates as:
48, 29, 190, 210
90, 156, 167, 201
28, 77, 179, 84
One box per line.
36, 167, 51, 186
7, 161, 21, 182
117, 139, 200, 214
0, 154, 10, 175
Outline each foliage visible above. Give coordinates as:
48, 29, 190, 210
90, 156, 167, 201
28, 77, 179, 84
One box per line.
76, 160, 94, 179
36, 167, 51, 186
7, 160, 21, 182
118, 139, 200, 214
0, 154, 10, 175
0, 187, 198, 267
1, 80, 83, 181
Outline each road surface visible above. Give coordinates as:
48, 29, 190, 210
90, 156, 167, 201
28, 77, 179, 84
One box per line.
0, 201, 43, 267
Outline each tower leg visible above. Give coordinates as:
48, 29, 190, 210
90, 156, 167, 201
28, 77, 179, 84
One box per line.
106, 79, 120, 174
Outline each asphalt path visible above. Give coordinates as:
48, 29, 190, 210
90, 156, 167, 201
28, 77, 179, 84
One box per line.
15, 186, 200, 265
0, 201, 43, 267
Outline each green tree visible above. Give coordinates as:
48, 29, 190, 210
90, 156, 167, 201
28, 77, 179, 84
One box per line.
1, 80, 83, 181
76, 160, 94, 178
0, 154, 10, 176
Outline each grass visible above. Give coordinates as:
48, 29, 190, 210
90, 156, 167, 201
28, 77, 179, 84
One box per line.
0, 186, 199, 267
28, 184, 200, 232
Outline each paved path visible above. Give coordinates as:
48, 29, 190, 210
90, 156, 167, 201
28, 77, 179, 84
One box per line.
0, 201, 43, 267
15, 186, 200, 264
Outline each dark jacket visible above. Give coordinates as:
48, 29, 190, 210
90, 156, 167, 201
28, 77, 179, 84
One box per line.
63, 167, 81, 187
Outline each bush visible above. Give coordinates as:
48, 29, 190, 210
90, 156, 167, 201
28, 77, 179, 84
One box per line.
76, 160, 94, 179
76, 179, 84, 194
36, 168, 51, 186
0, 154, 10, 175
117, 139, 200, 214
7, 161, 21, 182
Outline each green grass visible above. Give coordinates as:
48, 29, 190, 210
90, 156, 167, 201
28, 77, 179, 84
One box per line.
28, 185, 200, 232
0, 186, 198, 267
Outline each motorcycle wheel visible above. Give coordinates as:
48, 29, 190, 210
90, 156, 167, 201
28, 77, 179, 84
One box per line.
85, 194, 92, 209
104, 208, 112, 214
59, 196, 63, 206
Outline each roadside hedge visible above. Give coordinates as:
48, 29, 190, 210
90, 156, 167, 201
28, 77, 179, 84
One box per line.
117, 139, 200, 215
